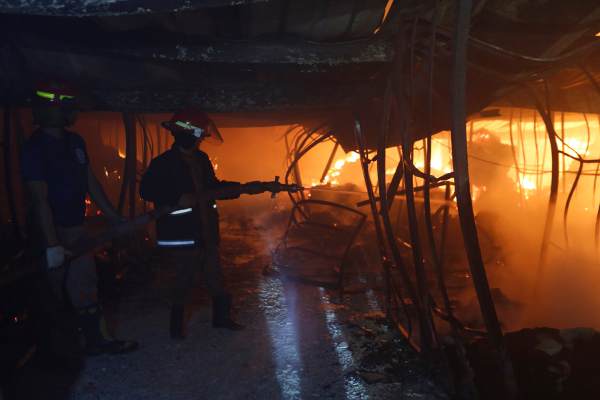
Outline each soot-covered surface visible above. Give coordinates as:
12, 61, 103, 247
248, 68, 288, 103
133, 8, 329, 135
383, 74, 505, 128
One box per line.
66, 216, 448, 400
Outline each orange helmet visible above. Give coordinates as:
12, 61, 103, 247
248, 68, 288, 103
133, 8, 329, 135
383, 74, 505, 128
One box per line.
162, 109, 223, 144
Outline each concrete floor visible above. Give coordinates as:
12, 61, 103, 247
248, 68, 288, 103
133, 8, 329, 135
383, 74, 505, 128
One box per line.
67, 218, 449, 400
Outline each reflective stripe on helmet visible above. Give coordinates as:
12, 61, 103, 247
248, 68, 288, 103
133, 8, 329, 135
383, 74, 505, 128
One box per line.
36, 90, 75, 102
174, 121, 204, 138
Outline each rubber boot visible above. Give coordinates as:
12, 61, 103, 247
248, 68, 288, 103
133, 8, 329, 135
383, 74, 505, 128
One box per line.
212, 294, 244, 331
170, 304, 185, 340
78, 305, 139, 356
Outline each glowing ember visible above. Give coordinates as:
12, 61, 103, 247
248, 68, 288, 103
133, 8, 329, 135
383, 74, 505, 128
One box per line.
84, 197, 93, 216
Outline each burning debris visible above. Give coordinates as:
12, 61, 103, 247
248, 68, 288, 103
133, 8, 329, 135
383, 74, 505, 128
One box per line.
1, 1, 600, 399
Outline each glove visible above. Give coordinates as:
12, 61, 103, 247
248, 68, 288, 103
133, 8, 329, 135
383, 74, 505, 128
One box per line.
46, 245, 67, 269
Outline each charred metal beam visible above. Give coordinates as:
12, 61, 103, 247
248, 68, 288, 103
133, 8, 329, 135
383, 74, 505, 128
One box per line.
422, 4, 455, 333
563, 160, 583, 248
354, 117, 394, 322
106, 38, 393, 66
90, 81, 383, 113
389, 27, 437, 353
1, 42, 387, 112
374, 83, 421, 326
422, 9, 474, 392
400, 122, 436, 354
10, 32, 393, 67
449, 0, 517, 398
0, 0, 269, 17
580, 64, 600, 255
529, 85, 559, 296
385, 148, 404, 210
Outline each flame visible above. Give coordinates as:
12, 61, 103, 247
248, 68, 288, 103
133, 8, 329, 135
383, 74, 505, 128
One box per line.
472, 185, 481, 202
304, 107, 599, 204
519, 176, 536, 191
316, 151, 360, 186
334, 159, 345, 170
118, 150, 125, 159
564, 137, 588, 156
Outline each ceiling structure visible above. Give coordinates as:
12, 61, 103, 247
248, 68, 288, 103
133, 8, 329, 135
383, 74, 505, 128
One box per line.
0, 0, 599, 146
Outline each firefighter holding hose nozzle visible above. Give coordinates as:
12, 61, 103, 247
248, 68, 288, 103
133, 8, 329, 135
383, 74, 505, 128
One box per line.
140, 109, 301, 338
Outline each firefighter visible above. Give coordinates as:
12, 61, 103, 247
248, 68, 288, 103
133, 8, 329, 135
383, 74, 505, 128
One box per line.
21, 81, 138, 355
140, 109, 296, 338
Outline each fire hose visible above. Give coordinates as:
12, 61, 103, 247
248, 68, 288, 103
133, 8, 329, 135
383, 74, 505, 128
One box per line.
0, 178, 303, 287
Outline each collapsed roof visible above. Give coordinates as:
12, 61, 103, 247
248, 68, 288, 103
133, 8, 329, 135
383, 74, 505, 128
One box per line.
0, 0, 599, 145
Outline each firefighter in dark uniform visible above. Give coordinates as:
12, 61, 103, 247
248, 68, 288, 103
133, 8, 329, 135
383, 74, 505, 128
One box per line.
21, 82, 138, 355
140, 110, 296, 338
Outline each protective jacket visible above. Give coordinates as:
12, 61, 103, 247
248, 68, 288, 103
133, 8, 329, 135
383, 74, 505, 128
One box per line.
140, 146, 240, 248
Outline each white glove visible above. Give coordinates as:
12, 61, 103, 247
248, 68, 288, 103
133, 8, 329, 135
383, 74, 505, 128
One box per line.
46, 245, 66, 269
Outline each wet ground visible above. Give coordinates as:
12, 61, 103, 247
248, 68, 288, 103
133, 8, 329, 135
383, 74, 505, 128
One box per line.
67, 216, 449, 400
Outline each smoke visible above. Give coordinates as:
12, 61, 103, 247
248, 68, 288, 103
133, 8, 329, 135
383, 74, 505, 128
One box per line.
465, 109, 600, 331
64, 109, 600, 332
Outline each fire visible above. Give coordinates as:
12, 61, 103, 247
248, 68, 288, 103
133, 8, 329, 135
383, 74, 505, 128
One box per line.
519, 176, 536, 191
316, 151, 360, 186
564, 137, 588, 156
118, 150, 125, 159
518, 176, 537, 199
303, 107, 599, 206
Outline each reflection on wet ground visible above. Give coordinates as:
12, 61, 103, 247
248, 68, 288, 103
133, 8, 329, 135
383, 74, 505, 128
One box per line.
67, 218, 448, 400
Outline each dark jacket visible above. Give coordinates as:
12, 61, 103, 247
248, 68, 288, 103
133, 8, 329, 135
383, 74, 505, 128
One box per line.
140, 146, 239, 248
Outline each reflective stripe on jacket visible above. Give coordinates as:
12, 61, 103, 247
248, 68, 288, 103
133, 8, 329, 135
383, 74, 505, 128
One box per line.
140, 146, 237, 248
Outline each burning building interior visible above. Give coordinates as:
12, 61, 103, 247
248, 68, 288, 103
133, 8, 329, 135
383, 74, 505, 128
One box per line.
1, 0, 600, 399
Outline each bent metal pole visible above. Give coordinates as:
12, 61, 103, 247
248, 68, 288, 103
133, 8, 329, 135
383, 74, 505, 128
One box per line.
449, 0, 518, 398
